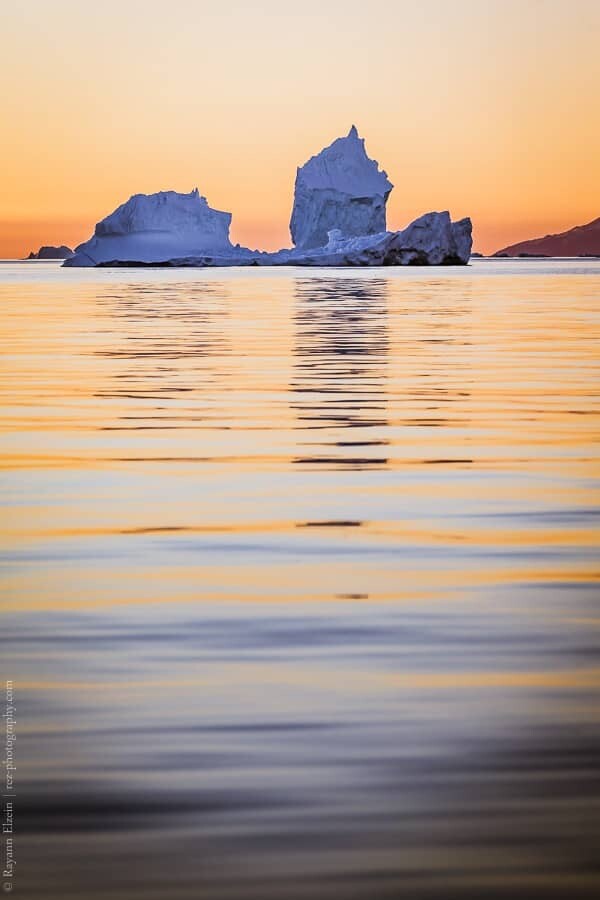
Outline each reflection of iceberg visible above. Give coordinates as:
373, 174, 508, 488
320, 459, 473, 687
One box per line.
66, 128, 472, 268
93, 280, 232, 413
291, 276, 389, 469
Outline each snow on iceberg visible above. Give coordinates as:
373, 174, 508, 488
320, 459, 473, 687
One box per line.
64, 188, 245, 267
290, 125, 393, 250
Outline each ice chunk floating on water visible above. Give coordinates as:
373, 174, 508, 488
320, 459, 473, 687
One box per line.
65, 189, 241, 267
273, 211, 472, 266
290, 125, 393, 250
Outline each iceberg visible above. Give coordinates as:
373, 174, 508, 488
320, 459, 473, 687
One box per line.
89, 212, 471, 268
64, 188, 247, 267
64, 128, 472, 268
290, 125, 393, 250
267, 211, 472, 267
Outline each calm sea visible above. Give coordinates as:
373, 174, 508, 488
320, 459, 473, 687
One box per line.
1, 259, 599, 899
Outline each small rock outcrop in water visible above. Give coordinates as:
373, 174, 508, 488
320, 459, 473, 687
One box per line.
290, 125, 393, 250
493, 217, 600, 257
65, 129, 472, 268
27, 245, 73, 259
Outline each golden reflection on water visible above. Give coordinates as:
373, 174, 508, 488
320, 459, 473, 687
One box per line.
1, 260, 600, 899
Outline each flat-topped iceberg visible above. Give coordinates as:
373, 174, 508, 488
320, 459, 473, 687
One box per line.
64, 188, 249, 267
290, 125, 393, 250
64, 129, 472, 268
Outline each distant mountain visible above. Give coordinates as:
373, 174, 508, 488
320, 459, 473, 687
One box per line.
493, 217, 600, 257
27, 245, 74, 260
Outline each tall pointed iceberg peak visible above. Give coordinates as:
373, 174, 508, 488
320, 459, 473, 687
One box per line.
289, 126, 394, 250
65, 188, 235, 267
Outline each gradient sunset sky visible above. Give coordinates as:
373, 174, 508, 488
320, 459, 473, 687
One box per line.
1, 0, 599, 257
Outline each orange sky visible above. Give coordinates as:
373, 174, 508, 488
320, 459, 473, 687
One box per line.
1, 0, 599, 257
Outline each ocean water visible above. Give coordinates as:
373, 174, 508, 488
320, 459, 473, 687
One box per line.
1, 259, 599, 899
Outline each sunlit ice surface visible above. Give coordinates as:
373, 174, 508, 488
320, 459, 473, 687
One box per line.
1, 259, 599, 899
